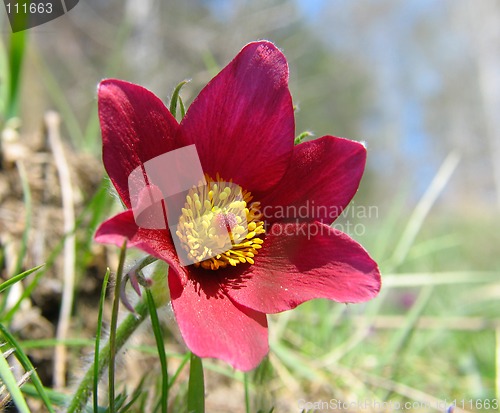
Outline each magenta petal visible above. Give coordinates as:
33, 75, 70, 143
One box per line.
259, 136, 367, 224
95, 210, 184, 276
98, 79, 181, 208
226, 222, 381, 314
181, 41, 294, 193
168, 270, 269, 371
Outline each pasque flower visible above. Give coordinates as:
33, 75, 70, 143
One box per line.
95, 41, 381, 371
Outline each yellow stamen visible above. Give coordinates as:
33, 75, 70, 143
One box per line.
176, 174, 265, 270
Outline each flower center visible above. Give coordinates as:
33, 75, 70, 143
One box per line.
175, 174, 265, 270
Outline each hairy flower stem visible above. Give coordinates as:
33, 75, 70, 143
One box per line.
66, 298, 149, 413
108, 242, 127, 413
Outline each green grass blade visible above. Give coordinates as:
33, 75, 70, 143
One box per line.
153, 351, 189, 411
3, 265, 43, 324
168, 352, 190, 389
82, 105, 100, 154
1, 162, 32, 316
6, 31, 27, 119
93, 268, 111, 413
18, 338, 94, 349
0, 37, 9, 119
169, 80, 189, 120
270, 342, 319, 382
372, 189, 408, 261
21, 383, 68, 407
178, 96, 186, 120
389, 151, 460, 270
383, 285, 434, 364
13, 161, 32, 278
117, 378, 146, 413
108, 241, 127, 413
31, 50, 84, 147
0, 265, 44, 294
187, 353, 205, 413
145, 288, 168, 413
0, 323, 55, 412
244, 373, 250, 413
0, 350, 31, 413
294, 131, 313, 145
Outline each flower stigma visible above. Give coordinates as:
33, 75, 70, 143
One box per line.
175, 174, 265, 270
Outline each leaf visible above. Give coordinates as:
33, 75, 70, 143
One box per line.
0, 350, 31, 413
187, 353, 205, 413
93, 268, 111, 413
169, 80, 190, 120
294, 131, 313, 145
146, 288, 168, 413
108, 241, 127, 413
7, 31, 28, 119
0, 265, 44, 294
0, 323, 54, 412
0, 37, 9, 118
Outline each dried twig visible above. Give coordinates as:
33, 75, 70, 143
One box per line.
46, 111, 76, 389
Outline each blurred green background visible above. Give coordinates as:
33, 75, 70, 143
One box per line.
1, 0, 499, 412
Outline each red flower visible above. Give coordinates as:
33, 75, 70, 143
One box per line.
95, 41, 381, 371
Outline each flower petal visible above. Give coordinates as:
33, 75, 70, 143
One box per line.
95, 210, 184, 275
97, 211, 269, 370
259, 136, 366, 224
98, 79, 181, 208
181, 41, 294, 193
225, 221, 381, 314
168, 269, 269, 371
